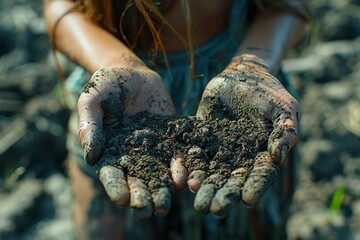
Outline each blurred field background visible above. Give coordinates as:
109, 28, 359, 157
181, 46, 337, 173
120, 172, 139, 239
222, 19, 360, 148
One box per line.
0, 0, 359, 239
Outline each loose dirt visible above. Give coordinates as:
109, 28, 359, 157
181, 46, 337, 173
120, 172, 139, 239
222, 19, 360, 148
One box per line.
103, 105, 269, 194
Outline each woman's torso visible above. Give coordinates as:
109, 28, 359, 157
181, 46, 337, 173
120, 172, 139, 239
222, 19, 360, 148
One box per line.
159, 0, 233, 52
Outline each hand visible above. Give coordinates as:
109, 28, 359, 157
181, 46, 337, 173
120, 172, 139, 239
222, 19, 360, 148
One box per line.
188, 62, 300, 217
77, 65, 177, 218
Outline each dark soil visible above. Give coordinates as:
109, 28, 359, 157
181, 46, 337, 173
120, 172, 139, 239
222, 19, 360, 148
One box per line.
1, 0, 360, 239
103, 107, 269, 193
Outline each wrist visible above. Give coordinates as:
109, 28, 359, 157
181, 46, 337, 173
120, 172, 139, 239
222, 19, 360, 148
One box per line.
227, 54, 274, 74
99, 54, 147, 70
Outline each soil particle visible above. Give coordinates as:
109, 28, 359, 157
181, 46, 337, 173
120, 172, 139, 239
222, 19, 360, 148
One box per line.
104, 112, 175, 194
103, 106, 269, 195
82, 81, 97, 93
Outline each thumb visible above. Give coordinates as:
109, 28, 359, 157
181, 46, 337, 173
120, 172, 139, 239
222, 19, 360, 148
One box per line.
268, 102, 300, 164
78, 91, 105, 166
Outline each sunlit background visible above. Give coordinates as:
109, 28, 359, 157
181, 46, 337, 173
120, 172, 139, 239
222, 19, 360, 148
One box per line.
0, 0, 359, 239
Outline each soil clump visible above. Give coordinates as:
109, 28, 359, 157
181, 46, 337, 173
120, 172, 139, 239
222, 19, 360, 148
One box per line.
103, 108, 269, 193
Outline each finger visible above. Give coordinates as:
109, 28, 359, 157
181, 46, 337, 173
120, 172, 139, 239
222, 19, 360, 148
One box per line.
187, 170, 207, 193
242, 151, 280, 206
98, 165, 130, 206
268, 102, 300, 164
210, 168, 248, 217
193, 183, 216, 214
152, 187, 171, 217
170, 155, 187, 190
128, 177, 153, 220
78, 91, 105, 166
193, 173, 223, 213
195, 78, 222, 120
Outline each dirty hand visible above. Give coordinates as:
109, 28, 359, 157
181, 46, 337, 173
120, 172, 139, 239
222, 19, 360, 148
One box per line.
190, 61, 299, 216
77, 65, 176, 218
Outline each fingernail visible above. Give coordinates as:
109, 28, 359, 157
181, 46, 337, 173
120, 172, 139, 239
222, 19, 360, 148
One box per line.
85, 138, 105, 166
187, 170, 206, 193
84, 149, 99, 166
187, 179, 202, 193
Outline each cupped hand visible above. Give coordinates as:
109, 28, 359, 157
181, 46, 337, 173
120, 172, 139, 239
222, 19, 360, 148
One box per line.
78, 65, 176, 164
77, 65, 178, 218
181, 62, 300, 217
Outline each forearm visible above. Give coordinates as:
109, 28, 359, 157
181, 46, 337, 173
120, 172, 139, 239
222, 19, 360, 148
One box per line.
43, 0, 144, 74
229, 10, 306, 75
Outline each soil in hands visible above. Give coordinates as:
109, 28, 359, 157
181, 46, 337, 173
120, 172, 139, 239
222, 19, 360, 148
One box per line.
103, 107, 269, 194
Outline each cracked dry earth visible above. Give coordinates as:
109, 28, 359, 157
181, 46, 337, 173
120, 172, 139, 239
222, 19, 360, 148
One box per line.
102, 106, 270, 205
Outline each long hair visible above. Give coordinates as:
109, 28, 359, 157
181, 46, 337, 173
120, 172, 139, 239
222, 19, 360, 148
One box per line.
54, 0, 310, 69
51, 0, 309, 108
77, 0, 195, 77
77, 0, 310, 62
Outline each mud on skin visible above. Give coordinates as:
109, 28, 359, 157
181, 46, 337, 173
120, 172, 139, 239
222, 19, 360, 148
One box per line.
101, 106, 270, 215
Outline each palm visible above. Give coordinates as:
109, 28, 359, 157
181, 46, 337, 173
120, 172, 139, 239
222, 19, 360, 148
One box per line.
78, 66, 175, 165
190, 62, 300, 216
77, 66, 176, 218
